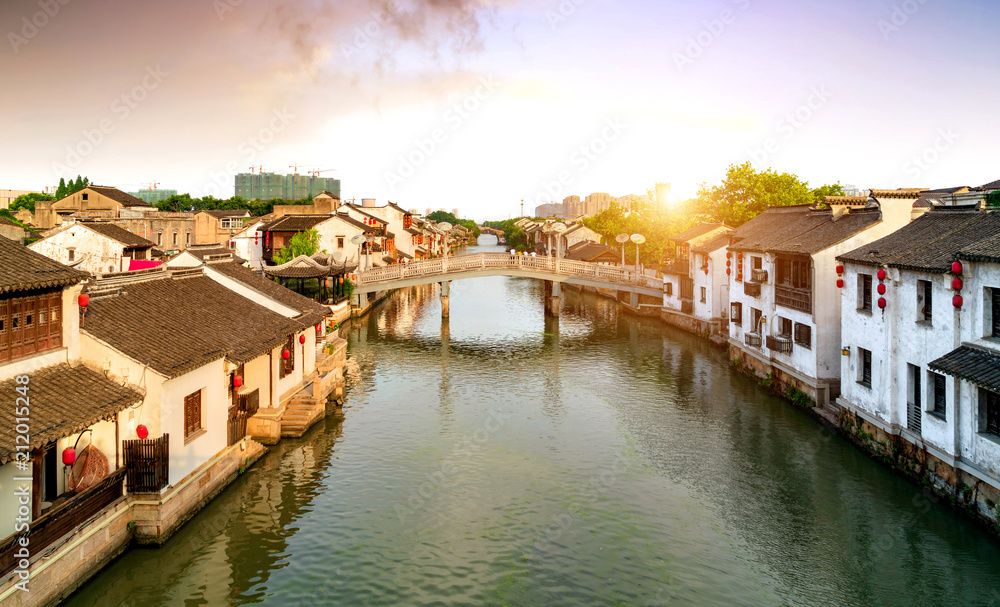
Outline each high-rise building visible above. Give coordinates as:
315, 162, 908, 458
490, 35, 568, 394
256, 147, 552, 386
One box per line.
563, 195, 582, 217
128, 188, 179, 204
584, 193, 613, 216
234, 172, 341, 201
452, 208, 460, 218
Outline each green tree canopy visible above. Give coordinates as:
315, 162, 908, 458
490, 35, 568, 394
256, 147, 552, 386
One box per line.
10, 192, 54, 214
811, 182, 846, 204
55, 175, 89, 199
986, 190, 1000, 208
426, 211, 480, 237
693, 162, 813, 226
274, 229, 321, 265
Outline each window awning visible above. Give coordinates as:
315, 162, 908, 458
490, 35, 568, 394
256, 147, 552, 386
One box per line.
928, 344, 1000, 393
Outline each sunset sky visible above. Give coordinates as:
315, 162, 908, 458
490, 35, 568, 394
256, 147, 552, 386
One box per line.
2, 0, 998, 220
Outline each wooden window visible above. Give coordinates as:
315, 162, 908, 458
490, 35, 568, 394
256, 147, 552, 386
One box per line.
930, 372, 946, 419
279, 334, 295, 379
730, 302, 742, 325
184, 390, 203, 439
992, 288, 1000, 337
859, 348, 872, 387
794, 323, 811, 348
918, 280, 932, 323
750, 307, 762, 333
982, 389, 1000, 437
0, 291, 61, 363
700, 287, 706, 303
664, 282, 673, 296
157, 232, 162, 246
858, 274, 872, 312
752, 256, 762, 270
907, 364, 922, 434
68, 249, 75, 262
338, 237, 345, 249
779, 317, 792, 337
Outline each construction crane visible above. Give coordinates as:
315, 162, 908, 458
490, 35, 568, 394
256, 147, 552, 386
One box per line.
289, 164, 301, 177
308, 168, 336, 178
146, 181, 159, 190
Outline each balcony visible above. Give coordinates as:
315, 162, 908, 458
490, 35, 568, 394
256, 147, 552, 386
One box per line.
751, 268, 768, 283
744, 332, 762, 347
743, 281, 761, 297
766, 335, 793, 353
775, 285, 812, 314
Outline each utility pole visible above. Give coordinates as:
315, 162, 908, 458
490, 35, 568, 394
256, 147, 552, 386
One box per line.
520, 199, 524, 218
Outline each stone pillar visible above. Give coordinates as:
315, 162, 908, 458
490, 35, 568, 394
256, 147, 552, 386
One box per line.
440, 281, 451, 318
629, 290, 639, 309
546, 281, 561, 317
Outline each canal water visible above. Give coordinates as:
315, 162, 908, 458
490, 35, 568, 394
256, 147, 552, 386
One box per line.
65, 239, 1000, 606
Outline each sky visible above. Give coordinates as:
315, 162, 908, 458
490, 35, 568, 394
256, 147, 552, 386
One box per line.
2, 0, 998, 221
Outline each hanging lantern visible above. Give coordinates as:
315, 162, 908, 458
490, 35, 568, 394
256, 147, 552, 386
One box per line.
837, 279, 844, 288
836, 265, 844, 275
62, 447, 76, 466
877, 269, 886, 281
737, 253, 743, 260
877, 283, 886, 295
282, 349, 290, 360
952, 277, 963, 290
726, 252, 732, 259
255, 233, 259, 245
878, 297, 887, 309
726, 259, 731, 267
233, 375, 243, 388
954, 294, 964, 308
315, 323, 322, 333
952, 261, 963, 274
78, 293, 90, 308
299, 334, 306, 344
136, 424, 149, 440
726, 268, 731, 276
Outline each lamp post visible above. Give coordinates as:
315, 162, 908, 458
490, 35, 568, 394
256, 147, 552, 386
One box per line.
630, 233, 646, 277
615, 233, 629, 267
437, 222, 452, 270
350, 234, 366, 271
551, 222, 567, 271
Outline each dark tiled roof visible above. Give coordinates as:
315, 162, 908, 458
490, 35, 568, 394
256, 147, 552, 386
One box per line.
0, 364, 142, 464
86, 186, 150, 207
183, 245, 245, 263
332, 213, 380, 233
767, 208, 882, 256
565, 242, 618, 262
84, 273, 310, 377
81, 221, 155, 248
923, 186, 969, 195
668, 222, 726, 243
870, 188, 927, 199
929, 345, 1000, 394
692, 234, 733, 254
0, 234, 87, 294
199, 209, 251, 219
727, 206, 824, 253
973, 179, 1000, 192
957, 231, 1000, 264
837, 209, 1000, 271
260, 215, 330, 232
211, 261, 328, 325
824, 196, 870, 205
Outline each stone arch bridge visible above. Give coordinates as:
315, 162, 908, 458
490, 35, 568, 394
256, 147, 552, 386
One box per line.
351, 252, 663, 317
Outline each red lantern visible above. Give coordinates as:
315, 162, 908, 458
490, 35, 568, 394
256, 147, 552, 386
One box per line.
315, 323, 322, 333
78, 293, 90, 308
704, 268, 709, 275
954, 294, 964, 308
136, 424, 149, 440
726, 259, 731, 267
836, 265, 844, 275
726, 252, 732, 259
837, 279, 844, 288
878, 297, 887, 309
62, 448, 76, 466
255, 233, 259, 245
726, 268, 731, 275
233, 375, 243, 388
952, 261, 963, 274
299, 335, 306, 344
738, 253, 743, 260
877, 284, 886, 295
877, 269, 886, 281
952, 278, 963, 290
282, 349, 290, 360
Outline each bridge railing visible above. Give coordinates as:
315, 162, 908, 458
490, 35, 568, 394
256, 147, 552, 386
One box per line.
353, 252, 661, 289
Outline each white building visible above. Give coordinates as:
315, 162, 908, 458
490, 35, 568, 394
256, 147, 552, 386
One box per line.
661, 223, 731, 334
344, 202, 420, 262
29, 221, 155, 275
836, 205, 1000, 518
726, 192, 918, 406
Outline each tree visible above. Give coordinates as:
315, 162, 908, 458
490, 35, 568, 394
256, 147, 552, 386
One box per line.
274, 229, 321, 265
811, 182, 845, 204
426, 211, 480, 237
56, 178, 67, 199
693, 162, 813, 226
9, 192, 54, 214
987, 190, 1000, 208
55, 175, 90, 199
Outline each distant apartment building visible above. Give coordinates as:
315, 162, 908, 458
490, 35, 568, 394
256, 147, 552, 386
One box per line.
585, 193, 614, 216
128, 188, 179, 204
536, 193, 616, 219
235, 172, 341, 201
563, 195, 583, 217
0, 189, 41, 210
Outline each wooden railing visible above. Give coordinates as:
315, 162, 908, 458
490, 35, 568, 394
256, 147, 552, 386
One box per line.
743, 281, 761, 297
0, 468, 126, 579
228, 412, 248, 446
775, 285, 812, 313
124, 434, 169, 493
353, 253, 657, 289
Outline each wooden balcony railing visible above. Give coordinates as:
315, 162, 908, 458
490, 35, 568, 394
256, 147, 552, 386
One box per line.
775, 285, 812, 313
124, 434, 169, 493
0, 468, 126, 579
766, 335, 793, 353
751, 269, 768, 283
743, 281, 761, 297
744, 332, 762, 347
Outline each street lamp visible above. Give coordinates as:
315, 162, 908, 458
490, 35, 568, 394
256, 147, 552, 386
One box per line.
630, 233, 646, 275
615, 233, 629, 267
350, 234, 366, 270
437, 222, 453, 257
551, 221, 567, 256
